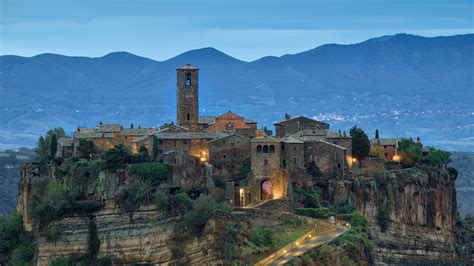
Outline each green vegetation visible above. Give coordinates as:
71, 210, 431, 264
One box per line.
77, 139, 99, 160
103, 144, 131, 171
350, 126, 371, 164
156, 190, 193, 216
377, 208, 390, 232
399, 138, 451, 167
295, 207, 331, 219
0, 214, 35, 265
129, 163, 170, 186
36, 128, 66, 163
184, 194, 217, 229
223, 222, 240, 262
116, 180, 152, 214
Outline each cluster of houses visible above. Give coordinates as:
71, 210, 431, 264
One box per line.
55, 64, 406, 206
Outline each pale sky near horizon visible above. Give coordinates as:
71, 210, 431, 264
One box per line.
1, 0, 473, 61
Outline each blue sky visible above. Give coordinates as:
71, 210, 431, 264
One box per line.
1, 0, 473, 61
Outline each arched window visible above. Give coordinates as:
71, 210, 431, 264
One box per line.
269, 145, 275, 153
263, 145, 269, 153
257, 145, 262, 153
185, 73, 191, 86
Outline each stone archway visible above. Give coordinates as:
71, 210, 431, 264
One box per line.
261, 180, 273, 201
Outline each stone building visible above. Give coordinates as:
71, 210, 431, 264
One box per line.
370, 138, 401, 160
176, 64, 200, 131
274, 114, 329, 138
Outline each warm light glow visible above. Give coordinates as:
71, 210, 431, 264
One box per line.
393, 155, 401, 162
352, 157, 357, 162
200, 157, 206, 162
283, 250, 287, 253
202, 151, 207, 155
296, 242, 299, 246
239, 188, 244, 194
308, 234, 312, 238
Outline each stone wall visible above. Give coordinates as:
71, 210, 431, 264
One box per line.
305, 140, 346, 179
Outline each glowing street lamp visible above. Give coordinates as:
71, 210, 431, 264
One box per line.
393, 155, 401, 162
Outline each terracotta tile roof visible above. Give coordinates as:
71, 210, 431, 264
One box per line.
98, 124, 122, 133
154, 131, 231, 140
75, 132, 114, 139
208, 133, 250, 143
370, 138, 401, 146
120, 128, 153, 136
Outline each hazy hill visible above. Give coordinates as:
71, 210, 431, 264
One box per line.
1, 33, 473, 151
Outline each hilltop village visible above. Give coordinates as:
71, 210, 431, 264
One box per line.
6, 64, 466, 266
56, 64, 362, 206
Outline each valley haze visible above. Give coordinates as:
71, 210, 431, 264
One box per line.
1, 33, 473, 151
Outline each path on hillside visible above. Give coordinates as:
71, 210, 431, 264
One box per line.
242, 200, 348, 266
266, 226, 347, 265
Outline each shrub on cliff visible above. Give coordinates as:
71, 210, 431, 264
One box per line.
377, 208, 390, 232
130, 163, 170, 186
103, 144, 131, 171
116, 180, 151, 213
249, 227, 276, 248
296, 207, 332, 219
184, 194, 217, 229
156, 190, 193, 216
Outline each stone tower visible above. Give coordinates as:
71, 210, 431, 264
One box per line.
176, 64, 199, 130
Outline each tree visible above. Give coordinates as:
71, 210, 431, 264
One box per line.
399, 139, 421, 166
50, 134, 58, 158
426, 148, 451, 167
77, 140, 98, 160
350, 126, 371, 166
35, 128, 66, 162
103, 144, 130, 171
184, 194, 217, 228
375, 129, 379, 139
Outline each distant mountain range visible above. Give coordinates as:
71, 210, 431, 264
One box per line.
1, 33, 473, 151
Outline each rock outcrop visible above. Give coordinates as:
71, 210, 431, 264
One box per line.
35, 206, 224, 265
313, 167, 458, 264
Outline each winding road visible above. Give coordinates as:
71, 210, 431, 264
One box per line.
267, 226, 347, 265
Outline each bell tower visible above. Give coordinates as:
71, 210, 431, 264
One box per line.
176, 64, 199, 130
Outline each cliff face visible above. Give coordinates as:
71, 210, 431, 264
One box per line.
313, 167, 458, 264
35, 206, 224, 265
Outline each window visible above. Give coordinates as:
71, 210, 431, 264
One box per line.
257, 145, 262, 153
333, 140, 338, 144
282, 159, 287, 168
183, 140, 188, 144
337, 163, 341, 168
294, 146, 297, 151
174, 140, 176, 147
384, 145, 387, 149
263, 145, 269, 153
159, 140, 163, 145
293, 157, 297, 164
185, 72, 191, 86
269, 145, 275, 153
187, 113, 190, 121
223, 154, 227, 159
264, 159, 268, 166
281, 143, 285, 150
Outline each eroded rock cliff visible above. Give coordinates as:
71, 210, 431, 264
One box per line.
313, 167, 458, 264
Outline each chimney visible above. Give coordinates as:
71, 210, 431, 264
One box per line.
285, 113, 291, 120
131, 123, 134, 129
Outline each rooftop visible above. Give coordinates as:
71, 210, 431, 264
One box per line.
177, 64, 199, 70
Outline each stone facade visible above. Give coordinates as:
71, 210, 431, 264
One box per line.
176, 64, 200, 131
274, 115, 329, 138
304, 140, 347, 179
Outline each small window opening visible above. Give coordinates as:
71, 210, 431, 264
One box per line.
185, 72, 191, 86
269, 145, 275, 153
263, 145, 269, 153
187, 113, 190, 121
257, 145, 262, 153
